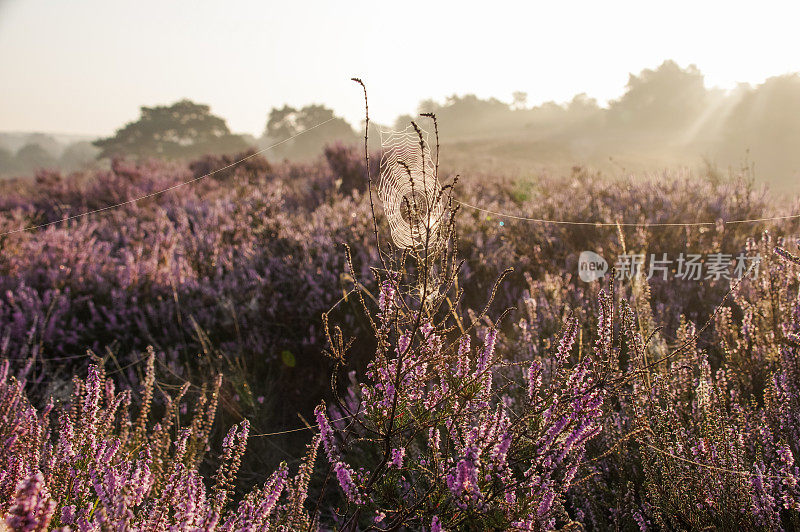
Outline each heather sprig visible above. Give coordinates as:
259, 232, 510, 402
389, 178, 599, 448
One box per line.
0, 355, 319, 531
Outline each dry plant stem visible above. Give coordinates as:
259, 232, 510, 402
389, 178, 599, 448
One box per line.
643, 259, 757, 370
343, 114, 440, 532
351, 78, 389, 276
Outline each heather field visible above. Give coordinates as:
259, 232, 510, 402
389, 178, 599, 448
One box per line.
1, 143, 800, 531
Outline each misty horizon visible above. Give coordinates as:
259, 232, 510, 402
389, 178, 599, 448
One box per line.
3, 59, 800, 140
3, 0, 800, 136
5, 58, 800, 192
4, 0, 800, 190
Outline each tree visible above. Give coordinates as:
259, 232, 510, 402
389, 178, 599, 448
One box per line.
607, 60, 708, 137
409, 94, 512, 138
0, 146, 17, 175
511, 91, 528, 110
262, 104, 357, 159
717, 74, 800, 188
24, 133, 61, 158
15, 144, 57, 172
265, 105, 300, 141
93, 99, 248, 160
60, 141, 100, 171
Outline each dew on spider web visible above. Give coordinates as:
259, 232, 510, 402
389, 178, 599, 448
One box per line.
378, 125, 445, 250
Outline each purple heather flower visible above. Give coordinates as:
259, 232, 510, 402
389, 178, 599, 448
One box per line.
6, 472, 56, 532
475, 328, 497, 376
315, 403, 337, 462
397, 332, 411, 356
537, 487, 556, 519
391, 447, 405, 468
378, 280, 396, 314
527, 360, 542, 402
455, 335, 471, 378
334, 461, 362, 504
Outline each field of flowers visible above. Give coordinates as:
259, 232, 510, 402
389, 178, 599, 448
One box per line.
1, 144, 800, 530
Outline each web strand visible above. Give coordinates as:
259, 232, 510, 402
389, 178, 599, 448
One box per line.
642, 442, 793, 481
249, 412, 356, 438
455, 198, 800, 227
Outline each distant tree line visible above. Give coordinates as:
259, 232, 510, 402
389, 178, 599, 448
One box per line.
92, 100, 248, 160
91, 99, 359, 163
0, 133, 100, 177
0, 100, 359, 177
395, 60, 798, 147
399, 61, 800, 186
4, 60, 800, 186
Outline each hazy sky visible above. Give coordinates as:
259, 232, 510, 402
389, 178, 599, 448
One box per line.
2, 0, 800, 137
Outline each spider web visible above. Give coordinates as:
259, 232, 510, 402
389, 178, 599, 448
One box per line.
378, 125, 445, 250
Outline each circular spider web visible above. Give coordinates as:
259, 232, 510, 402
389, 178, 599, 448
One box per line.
378, 125, 445, 250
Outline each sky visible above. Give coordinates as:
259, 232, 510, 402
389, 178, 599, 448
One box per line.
2, 0, 800, 137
